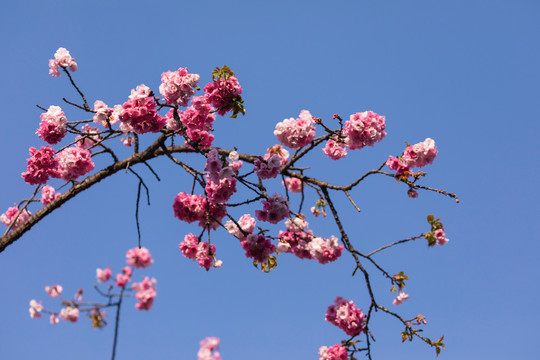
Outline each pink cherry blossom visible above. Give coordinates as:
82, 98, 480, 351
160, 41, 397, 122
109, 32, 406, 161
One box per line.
205, 175, 237, 204
203, 75, 242, 116
325, 296, 365, 337
36, 106, 67, 144
21, 146, 58, 185
283, 177, 303, 193
59, 306, 79, 322
407, 189, 419, 198
40, 185, 61, 205
198, 337, 221, 360
45, 285, 63, 297
224, 214, 256, 240
76, 124, 102, 149
128, 84, 152, 101
264, 144, 290, 165
323, 139, 348, 160
50, 313, 59, 324
255, 193, 289, 224
132, 276, 157, 311
119, 96, 165, 134
179, 234, 218, 271
434, 228, 449, 245
54, 146, 94, 181
386, 156, 410, 178
392, 291, 409, 306
343, 111, 386, 150
115, 267, 132, 287
254, 155, 281, 179
29, 300, 43, 319
172, 192, 226, 230
1, 206, 31, 230
96, 266, 112, 283
126, 247, 153, 268
318, 344, 348, 360
402, 138, 438, 168
159, 67, 200, 106
274, 110, 316, 149
241, 234, 276, 263
48, 48, 77, 77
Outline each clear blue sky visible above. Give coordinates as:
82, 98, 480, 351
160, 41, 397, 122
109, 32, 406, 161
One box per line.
1, 1, 539, 359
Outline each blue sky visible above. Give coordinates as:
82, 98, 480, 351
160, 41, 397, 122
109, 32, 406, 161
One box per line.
0, 1, 539, 359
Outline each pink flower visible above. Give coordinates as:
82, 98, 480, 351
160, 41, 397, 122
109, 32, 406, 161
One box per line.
274, 110, 316, 148
203, 75, 243, 116
40, 185, 61, 205
343, 111, 386, 150
29, 300, 43, 319
392, 291, 409, 306
119, 96, 165, 134
48, 48, 77, 77
179, 233, 217, 271
283, 177, 303, 193
93, 100, 121, 127
198, 337, 221, 360
255, 193, 289, 224
241, 234, 276, 263
325, 296, 365, 337
264, 144, 290, 165
318, 344, 348, 360
45, 285, 63, 297
115, 267, 132, 287
50, 313, 59, 324
307, 236, 344, 264
0, 206, 31, 230
96, 266, 112, 283
402, 138, 438, 168
36, 106, 67, 144
132, 276, 157, 311
386, 155, 410, 178
254, 155, 281, 179
434, 229, 449, 245
21, 146, 58, 185
128, 84, 152, 101
206, 175, 237, 204
54, 146, 94, 181
126, 247, 153, 268
323, 139, 348, 160
59, 306, 79, 322
76, 124, 102, 149
172, 192, 226, 230
407, 189, 419, 198
224, 214, 256, 240
159, 67, 200, 106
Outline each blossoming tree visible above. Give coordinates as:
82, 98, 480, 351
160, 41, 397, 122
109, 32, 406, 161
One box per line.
1, 48, 458, 360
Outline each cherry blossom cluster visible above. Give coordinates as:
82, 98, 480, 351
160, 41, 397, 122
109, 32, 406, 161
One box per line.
386, 138, 438, 178
241, 233, 275, 264
172, 192, 226, 230
264, 144, 290, 165
255, 193, 290, 224
119, 94, 165, 135
322, 139, 348, 160
48, 48, 77, 77
75, 124, 102, 149
325, 296, 365, 337
159, 67, 200, 106
55, 146, 95, 181
204, 73, 242, 116
206, 175, 237, 204
274, 110, 316, 149
205, 149, 233, 184
175, 96, 216, 149
132, 276, 157, 310
198, 337, 221, 360
283, 177, 303, 193
93, 100, 122, 127
36, 106, 67, 145
277, 217, 343, 264
29, 247, 157, 327
224, 214, 256, 240
0, 207, 31, 230
318, 344, 348, 360
179, 233, 218, 271
21, 146, 58, 185
40, 185, 61, 205
343, 111, 387, 150
253, 155, 281, 179
126, 247, 154, 268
